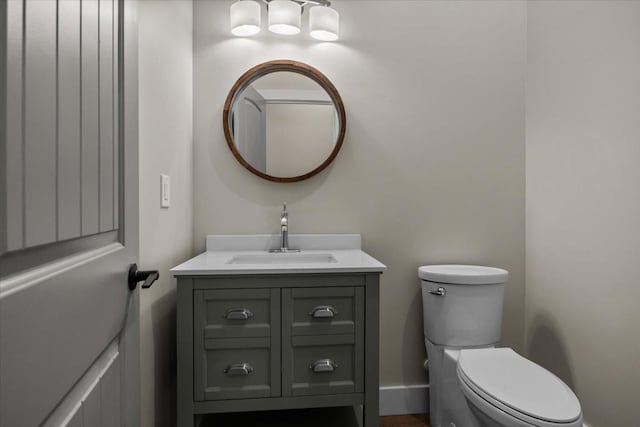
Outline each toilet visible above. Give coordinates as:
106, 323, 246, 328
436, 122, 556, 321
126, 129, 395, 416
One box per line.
419, 265, 582, 427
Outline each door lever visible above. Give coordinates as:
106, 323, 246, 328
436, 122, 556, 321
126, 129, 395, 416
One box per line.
128, 263, 159, 290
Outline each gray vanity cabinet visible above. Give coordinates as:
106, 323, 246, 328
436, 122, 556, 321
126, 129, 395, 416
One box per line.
177, 273, 380, 427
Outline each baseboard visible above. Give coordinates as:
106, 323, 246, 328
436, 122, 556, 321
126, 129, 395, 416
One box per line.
379, 384, 430, 416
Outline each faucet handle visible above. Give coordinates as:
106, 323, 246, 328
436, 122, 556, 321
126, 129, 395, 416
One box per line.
282, 202, 288, 217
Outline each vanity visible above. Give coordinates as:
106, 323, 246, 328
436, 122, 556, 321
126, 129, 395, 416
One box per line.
171, 234, 385, 427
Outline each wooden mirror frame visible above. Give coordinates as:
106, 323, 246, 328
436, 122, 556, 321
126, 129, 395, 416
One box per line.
223, 60, 346, 183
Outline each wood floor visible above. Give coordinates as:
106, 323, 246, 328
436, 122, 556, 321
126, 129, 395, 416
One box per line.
380, 414, 430, 427
200, 408, 430, 426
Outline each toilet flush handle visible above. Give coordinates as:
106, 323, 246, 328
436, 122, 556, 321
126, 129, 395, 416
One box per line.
429, 287, 446, 296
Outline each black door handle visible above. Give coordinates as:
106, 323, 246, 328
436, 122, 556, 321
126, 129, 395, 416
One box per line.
128, 263, 159, 291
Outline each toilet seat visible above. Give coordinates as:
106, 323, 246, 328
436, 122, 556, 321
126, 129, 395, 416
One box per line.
457, 348, 582, 427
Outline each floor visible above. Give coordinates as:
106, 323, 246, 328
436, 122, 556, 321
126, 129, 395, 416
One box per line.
380, 414, 430, 427
200, 408, 430, 426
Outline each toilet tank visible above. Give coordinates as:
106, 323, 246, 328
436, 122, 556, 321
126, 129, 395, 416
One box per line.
419, 265, 507, 347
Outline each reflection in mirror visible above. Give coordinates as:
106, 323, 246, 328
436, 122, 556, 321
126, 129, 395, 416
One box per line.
231, 72, 339, 178
224, 60, 345, 183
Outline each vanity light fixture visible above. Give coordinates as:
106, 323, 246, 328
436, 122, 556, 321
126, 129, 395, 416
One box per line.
268, 0, 302, 35
230, 0, 262, 37
309, 4, 339, 41
230, 0, 340, 41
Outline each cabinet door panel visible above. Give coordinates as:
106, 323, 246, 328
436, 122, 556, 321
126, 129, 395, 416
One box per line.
288, 335, 362, 396
289, 287, 362, 336
195, 289, 273, 339
195, 337, 280, 401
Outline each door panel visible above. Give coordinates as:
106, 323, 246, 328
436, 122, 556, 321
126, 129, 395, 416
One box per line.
3, 0, 120, 251
1, 1, 139, 426
41, 339, 121, 427
4, 0, 24, 253
58, 0, 83, 241
0, 245, 128, 426
81, 0, 101, 236
68, 412, 83, 427
99, 0, 115, 232
24, 0, 57, 247
100, 354, 121, 427
82, 382, 102, 426
112, 0, 120, 231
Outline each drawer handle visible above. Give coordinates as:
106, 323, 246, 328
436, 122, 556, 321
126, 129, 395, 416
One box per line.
224, 363, 254, 376
310, 358, 338, 373
309, 305, 338, 318
224, 308, 254, 320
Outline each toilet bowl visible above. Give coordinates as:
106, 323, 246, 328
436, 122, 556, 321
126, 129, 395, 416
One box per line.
419, 265, 582, 427
458, 348, 582, 427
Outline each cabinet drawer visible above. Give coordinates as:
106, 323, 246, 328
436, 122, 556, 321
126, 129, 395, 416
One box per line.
194, 289, 279, 339
194, 337, 281, 401
285, 335, 363, 397
286, 287, 364, 336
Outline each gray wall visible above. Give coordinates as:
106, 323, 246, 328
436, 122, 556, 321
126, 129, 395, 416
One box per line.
138, 1, 193, 426
193, 0, 526, 386
525, 2, 640, 426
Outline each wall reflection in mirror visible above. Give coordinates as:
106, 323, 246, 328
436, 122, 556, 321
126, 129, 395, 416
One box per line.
227, 66, 344, 181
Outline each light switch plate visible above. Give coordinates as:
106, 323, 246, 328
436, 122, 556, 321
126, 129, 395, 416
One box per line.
161, 174, 170, 208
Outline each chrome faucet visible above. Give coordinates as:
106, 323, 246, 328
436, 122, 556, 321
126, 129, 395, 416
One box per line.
271, 203, 300, 253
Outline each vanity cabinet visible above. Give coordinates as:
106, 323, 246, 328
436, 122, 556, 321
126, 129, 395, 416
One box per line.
177, 273, 380, 427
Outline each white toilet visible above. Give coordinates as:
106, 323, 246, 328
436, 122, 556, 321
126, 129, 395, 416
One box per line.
420, 265, 582, 427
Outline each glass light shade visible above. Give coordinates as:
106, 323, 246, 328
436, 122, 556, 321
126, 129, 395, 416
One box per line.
230, 1, 261, 37
268, 0, 301, 35
309, 6, 339, 41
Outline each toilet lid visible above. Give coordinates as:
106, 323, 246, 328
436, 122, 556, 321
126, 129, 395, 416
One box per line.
457, 348, 581, 423
418, 265, 508, 285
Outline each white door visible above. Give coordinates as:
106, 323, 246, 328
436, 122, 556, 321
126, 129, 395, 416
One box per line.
233, 85, 267, 172
0, 1, 142, 426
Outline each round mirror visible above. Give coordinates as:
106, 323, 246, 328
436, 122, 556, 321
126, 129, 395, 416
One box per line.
223, 60, 346, 182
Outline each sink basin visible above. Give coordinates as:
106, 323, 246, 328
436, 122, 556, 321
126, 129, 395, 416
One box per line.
228, 253, 337, 265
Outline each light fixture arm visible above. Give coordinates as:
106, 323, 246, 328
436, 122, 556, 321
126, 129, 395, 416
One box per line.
263, 0, 331, 8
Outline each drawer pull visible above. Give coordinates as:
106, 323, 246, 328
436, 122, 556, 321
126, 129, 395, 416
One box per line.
310, 358, 338, 373
309, 305, 338, 318
224, 363, 254, 376
224, 308, 254, 320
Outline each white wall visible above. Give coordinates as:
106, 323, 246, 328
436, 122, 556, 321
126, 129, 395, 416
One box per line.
133, 2, 640, 423
525, 2, 640, 426
138, 1, 193, 426
193, 0, 526, 386
266, 103, 335, 177
251, 72, 337, 176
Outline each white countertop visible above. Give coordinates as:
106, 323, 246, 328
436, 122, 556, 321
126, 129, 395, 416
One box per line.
170, 249, 386, 276
170, 234, 386, 276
